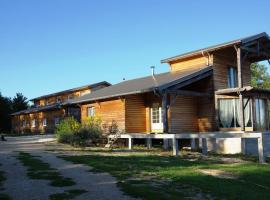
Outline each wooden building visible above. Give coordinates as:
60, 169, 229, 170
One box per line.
11, 81, 111, 133
69, 32, 270, 153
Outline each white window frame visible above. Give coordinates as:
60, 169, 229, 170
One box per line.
31, 119, 36, 128
43, 118, 47, 127
87, 107, 95, 117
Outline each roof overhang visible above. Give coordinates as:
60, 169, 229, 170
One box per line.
161, 32, 270, 64
215, 86, 270, 98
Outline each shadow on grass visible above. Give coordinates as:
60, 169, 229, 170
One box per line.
62, 154, 270, 200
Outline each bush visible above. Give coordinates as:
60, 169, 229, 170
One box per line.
55, 116, 103, 146
55, 117, 80, 144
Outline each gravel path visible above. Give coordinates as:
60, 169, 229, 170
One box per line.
0, 136, 137, 200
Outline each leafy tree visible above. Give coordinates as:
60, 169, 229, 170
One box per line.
0, 93, 12, 132
251, 63, 270, 89
12, 93, 29, 112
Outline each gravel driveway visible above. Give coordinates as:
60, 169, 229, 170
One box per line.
0, 135, 136, 200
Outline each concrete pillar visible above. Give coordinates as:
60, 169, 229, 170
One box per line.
202, 138, 208, 155
172, 138, 179, 156
128, 137, 133, 150
258, 136, 265, 163
191, 138, 196, 151
146, 138, 152, 149
241, 138, 246, 155
163, 139, 169, 150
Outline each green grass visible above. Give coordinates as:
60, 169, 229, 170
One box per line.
49, 189, 87, 200
61, 153, 270, 200
17, 152, 75, 187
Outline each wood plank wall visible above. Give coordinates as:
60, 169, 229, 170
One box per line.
169, 96, 199, 133
125, 94, 147, 133
170, 55, 213, 72
81, 99, 126, 132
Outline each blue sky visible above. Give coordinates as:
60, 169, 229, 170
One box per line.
0, 0, 270, 100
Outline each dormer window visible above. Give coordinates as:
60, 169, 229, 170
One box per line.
227, 67, 238, 88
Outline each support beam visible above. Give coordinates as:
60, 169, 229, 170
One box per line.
202, 138, 208, 155
191, 138, 196, 151
162, 92, 169, 133
172, 137, 179, 156
128, 137, 133, 150
237, 47, 243, 88
239, 94, 245, 131
258, 135, 265, 163
241, 138, 246, 155
146, 138, 152, 149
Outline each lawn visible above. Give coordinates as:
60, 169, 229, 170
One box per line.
61, 150, 270, 200
0, 165, 11, 200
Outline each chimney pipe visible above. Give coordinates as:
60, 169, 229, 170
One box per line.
151, 66, 155, 76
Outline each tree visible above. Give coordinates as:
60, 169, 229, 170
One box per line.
251, 63, 270, 89
0, 93, 12, 133
12, 93, 29, 112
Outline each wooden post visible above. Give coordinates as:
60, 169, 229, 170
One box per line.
202, 138, 208, 155
239, 94, 245, 131
237, 47, 243, 88
252, 97, 257, 131
258, 135, 265, 163
215, 95, 220, 131
146, 138, 152, 149
128, 137, 133, 150
172, 137, 179, 156
162, 92, 169, 133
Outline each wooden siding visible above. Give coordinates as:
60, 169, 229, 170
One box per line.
12, 109, 64, 134
170, 55, 213, 72
213, 50, 251, 90
125, 94, 147, 133
169, 96, 198, 133
81, 99, 125, 132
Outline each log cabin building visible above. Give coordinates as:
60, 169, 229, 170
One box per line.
11, 81, 111, 133
68, 32, 270, 154
10, 32, 270, 156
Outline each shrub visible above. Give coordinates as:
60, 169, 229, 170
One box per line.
55, 117, 80, 143
55, 116, 103, 146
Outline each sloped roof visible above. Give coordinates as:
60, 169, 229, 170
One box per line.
11, 103, 61, 116
30, 81, 111, 101
68, 66, 213, 104
161, 32, 270, 63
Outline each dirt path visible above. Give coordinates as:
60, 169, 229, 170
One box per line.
0, 136, 137, 200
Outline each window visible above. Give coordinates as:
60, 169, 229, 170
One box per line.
152, 107, 160, 123
218, 98, 251, 128
80, 90, 90, 97
54, 117, 60, 126
255, 98, 267, 130
45, 99, 49, 105
43, 118, 47, 127
22, 121, 26, 128
68, 95, 73, 101
87, 107, 95, 117
56, 97, 61, 103
227, 67, 238, 88
31, 119, 36, 128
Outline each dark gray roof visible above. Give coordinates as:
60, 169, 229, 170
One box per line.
30, 81, 111, 101
11, 103, 61, 116
69, 66, 212, 104
161, 32, 270, 63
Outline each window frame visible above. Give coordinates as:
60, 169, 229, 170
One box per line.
87, 107, 96, 117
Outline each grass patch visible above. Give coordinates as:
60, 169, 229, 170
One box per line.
49, 189, 87, 200
17, 152, 75, 187
61, 153, 270, 200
